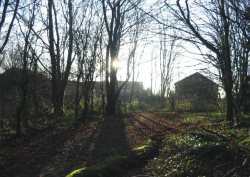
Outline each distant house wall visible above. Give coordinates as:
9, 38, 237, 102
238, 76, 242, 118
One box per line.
64, 81, 145, 103
120, 81, 144, 100
175, 73, 218, 112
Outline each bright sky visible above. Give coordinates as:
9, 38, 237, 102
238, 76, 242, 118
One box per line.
116, 0, 216, 93
117, 37, 211, 94
0, 0, 241, 94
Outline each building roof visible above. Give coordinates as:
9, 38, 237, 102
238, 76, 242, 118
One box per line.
175, 72, 217, 85
0, 67, 50, 87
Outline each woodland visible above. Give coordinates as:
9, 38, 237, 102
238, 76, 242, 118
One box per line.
0, 0, 250, 177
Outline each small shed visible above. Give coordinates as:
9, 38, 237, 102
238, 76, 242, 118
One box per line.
175, 72, 218, 112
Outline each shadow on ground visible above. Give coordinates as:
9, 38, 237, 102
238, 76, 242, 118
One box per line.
0, 113, 180, 177
0, 116, 131, 177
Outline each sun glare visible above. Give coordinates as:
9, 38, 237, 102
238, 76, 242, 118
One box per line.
112, 60, 118, 69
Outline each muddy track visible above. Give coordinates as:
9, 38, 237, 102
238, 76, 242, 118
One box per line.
0, 113, 181, 177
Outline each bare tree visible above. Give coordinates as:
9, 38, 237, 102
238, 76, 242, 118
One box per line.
160, 0, 247, 122
101, 0, 144, 115
230, 0, 250, 116
47, 0, 75, 116
76, 27, 103, 119
13, 0, 37, 134
0, 0, 20, 54
128, 11, 145, 103
159, 26, 178, 108
74, 0, 93, 119
73, 0, 104, 119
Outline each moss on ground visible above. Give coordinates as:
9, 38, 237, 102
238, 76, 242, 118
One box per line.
66, 135, 163, 177
66, 156, 129, 177
133, 145, 150, 152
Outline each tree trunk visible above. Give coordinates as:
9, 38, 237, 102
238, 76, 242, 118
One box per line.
106, 85, 117, 115
90, 85, 94, 114
107, 97, 116, 115
15, 63, 28, 134
225, 88, 234, 122
222, 53, 234, 122
106, 55, 118, 115
33, 54, 39, 120
48, 0, 74, 117
82, 87, 90, 120
75, 66, 82, 119
15, 104, 23, 135
52, 86, 64, 116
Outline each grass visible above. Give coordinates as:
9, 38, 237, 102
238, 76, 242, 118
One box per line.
0, 130, 17, 139
148, 112, 250, 177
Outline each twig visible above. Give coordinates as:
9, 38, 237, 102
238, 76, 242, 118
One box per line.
222, 158, 248, 177
214, 161, 233, 170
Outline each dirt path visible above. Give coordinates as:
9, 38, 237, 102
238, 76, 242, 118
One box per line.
0, 113, 181, 177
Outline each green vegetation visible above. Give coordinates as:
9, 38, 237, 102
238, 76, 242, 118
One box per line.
66, 135, 161, 177
0, 130, 17, 139
66, 156, 129, 177
176, 99, 218, 112
148, 113, 250, 177
119, 100, 147, 114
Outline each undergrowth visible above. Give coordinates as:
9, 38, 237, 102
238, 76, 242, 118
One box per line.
148, 113, 250, 177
